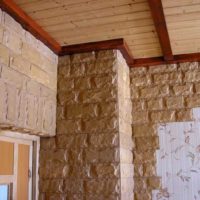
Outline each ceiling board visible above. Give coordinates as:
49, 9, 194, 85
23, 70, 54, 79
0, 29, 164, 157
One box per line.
14, 0, 161, 59
163, 0, 200, 55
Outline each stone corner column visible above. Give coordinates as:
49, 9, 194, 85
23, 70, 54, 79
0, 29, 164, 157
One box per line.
116, 52, 134, 200
39, 50, 134, 200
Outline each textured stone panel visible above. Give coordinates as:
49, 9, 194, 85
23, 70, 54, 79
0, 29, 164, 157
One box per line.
0, 9, 58, 136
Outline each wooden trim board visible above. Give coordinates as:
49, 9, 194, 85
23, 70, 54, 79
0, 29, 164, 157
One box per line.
132, 53, 200, 67
60, 38, 134, 65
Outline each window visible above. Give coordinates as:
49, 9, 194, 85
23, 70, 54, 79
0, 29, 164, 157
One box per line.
0, 131, 39, 200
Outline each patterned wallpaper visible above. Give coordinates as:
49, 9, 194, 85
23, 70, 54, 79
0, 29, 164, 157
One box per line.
153, 108, 200, 200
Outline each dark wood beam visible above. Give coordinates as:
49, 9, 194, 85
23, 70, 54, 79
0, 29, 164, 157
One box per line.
60, 38, 134, 65
0, 0, 61, 54
148, 0, 173, 61
132, 52, 200, 67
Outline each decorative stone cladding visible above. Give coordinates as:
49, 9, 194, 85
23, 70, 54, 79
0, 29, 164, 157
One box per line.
39, 50, 134, 200
0, 9, 58, 136
130, 62, 200, 200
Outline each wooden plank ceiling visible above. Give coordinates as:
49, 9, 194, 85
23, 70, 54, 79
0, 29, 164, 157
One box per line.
14, 0, 162, 59
2, 0, 200, 65
163, 0, 200, 55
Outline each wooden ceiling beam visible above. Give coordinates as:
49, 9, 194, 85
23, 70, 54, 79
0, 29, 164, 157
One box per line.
60, 38, 134, 65
132, 52, 200, 67
148, 0, 173, 61
0, 0, 61, 54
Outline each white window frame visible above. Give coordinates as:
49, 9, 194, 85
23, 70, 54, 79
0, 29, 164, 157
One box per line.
0, 130, 40, 200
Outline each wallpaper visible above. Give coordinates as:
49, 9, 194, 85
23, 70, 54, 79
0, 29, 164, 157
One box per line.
152, 108, 200, 200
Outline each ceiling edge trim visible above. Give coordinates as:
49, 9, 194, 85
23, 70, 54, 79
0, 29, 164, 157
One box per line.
0, 0, 61, 54
132, 53, 200, 67
60, 38, 134, 65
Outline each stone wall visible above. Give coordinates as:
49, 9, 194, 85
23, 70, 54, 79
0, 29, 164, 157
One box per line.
39, 50, 134, 200
130, 62, 200, 200
0, 9, 58, 136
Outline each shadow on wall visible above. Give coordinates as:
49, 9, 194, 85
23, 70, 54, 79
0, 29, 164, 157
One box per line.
153, 108, 200, 200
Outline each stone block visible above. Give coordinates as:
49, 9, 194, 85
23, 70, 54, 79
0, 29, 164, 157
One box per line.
58, 78, 74, 91
10, 55, 31, 76
98, 102, 117, 117
120, 148, 133, 164
57, 134, 88, 149
130, 67, 147, 76
92, 163, 119, 178
57, 119, 81, 134
3, 29, 22, 54
3, 13, 25, 36
132, 111, 149, 124
6, 84, 19, 124
64, 104, 98, 119
26, 94, 38, 129
0, 80, 7, 122
63, 179, 84, 194
84, 117, 118, 133
21, 43, 41, 66
185, 95, 200, 107
1, 66, 26, 89
80, 87, 117, 103
57, 91, 76, 106
135, 136, 159, 151
43, 100, 56, 135
70, 62, 85, 77
30, 64, 50, 86
0, 27, 4, 43
166, 96, 184, 109
150, 110, 176, 122
134, 177, 147, 192
176, 109, 192, 121
26, 80, 41, 96
179, 62, 199, 71
131, 74, 152, 86
74, 77, 91, 90
92, 74, 116, 89
17, 90, 27, 128
86, 59, 115, 75
133, 123, 156, 137
89, 133, 118, 148
173, 83, 193, 96
0, 44, 9, 66
120, 164, 134, 178
99, 148, 119, 163
71, 52, 96, 64
134, 150, 156, 164
132, 100, 146, 112
153, 72, 182, 84
147, 176, 161, 190
147, 98, 163, 110
184, 70, 200, 83
140, 85, 169, 99
85, 179, 119, 195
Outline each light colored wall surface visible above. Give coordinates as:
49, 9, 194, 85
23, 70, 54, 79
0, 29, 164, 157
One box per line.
0, 9, 58, 136
130, 62, 200, 200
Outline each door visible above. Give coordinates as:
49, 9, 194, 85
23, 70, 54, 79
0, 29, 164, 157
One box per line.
0, 133, 33, 200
